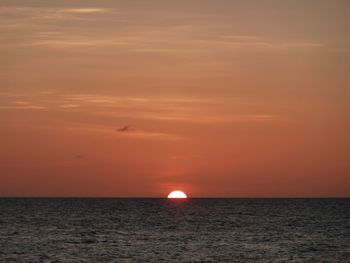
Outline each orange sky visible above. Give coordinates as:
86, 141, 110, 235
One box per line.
0, 0, 349, 197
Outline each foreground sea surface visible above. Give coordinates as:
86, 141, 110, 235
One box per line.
0, 198, 349, 262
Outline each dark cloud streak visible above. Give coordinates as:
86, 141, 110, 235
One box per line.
116, 125, 131, 132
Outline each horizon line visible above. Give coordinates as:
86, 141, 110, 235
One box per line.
0, 196, 349, 199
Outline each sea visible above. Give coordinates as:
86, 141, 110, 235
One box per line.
0, 198, 349, 262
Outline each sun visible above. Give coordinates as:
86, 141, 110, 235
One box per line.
167, 190, 187, 199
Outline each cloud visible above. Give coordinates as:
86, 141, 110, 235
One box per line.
62, 124, 185, 141
0, 92, 282, 124
60, 93, 282, 124
117, 130, 185, 141
59, 104, 80, 108
136, 113, 281, 123
64, 94, 116, 104
220, 35, 264, 41
24, 39, 106, 48
0, 6, 110, 17
0, 5, 327, 52
214, 35, 325, 51
117, 125, 132, 132
13, 101, 30, 105
0, 105, 47, 110
64, 8, 110, 14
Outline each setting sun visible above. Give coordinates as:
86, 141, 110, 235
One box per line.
167, 191, 187, 199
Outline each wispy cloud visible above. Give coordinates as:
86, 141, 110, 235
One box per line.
59, 104, 80, 108
135, 113, 280, 123
118, 130, 185, 141
0, 105, 47, 110
64, 8, 110, 14
64, 94, 117, 104
0, 6, 111, 17
63, 124, 185, 141
0, 92, 281, 124
13, 101, 31, 105
212, 35, 325, 51
0, 5, 328, 52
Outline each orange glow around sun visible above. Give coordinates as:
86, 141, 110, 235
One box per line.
167, 191, 187, 198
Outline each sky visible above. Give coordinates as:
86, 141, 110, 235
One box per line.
0, 0, 349, 197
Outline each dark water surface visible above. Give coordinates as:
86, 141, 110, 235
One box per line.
0, 198, 349, 262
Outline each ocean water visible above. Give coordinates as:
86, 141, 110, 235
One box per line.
0, 198, 349, 262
